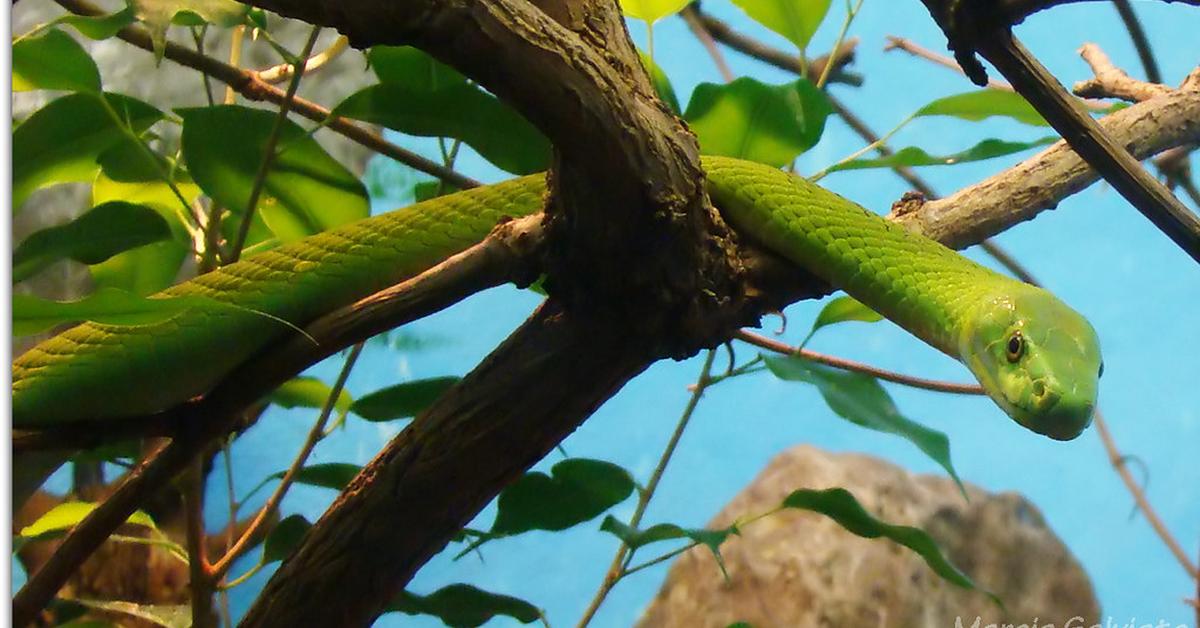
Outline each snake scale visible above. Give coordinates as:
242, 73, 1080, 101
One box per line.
12, 156, 1102, 441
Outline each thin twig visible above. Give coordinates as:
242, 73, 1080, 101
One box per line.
1073, 43, 1172, 102
576, 350, 717, 628
256, 35, 349, 83
884, 35, 1113, 111
229, 26, 321, 261
734, 330, 984, 395
54, 0, 480, 191
687, 7, 861, 86
12, 213, 544, 623
976, 31, 1200, 263
209, 343, 365, 579
1109, 0, 1161, 83
1093, 411, 1199, 579
679, 6, 734, 82
815, 0, 864, 90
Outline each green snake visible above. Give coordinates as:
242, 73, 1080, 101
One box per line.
12, 156, 1102, 443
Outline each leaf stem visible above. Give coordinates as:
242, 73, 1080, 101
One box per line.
209, 342, 364, 579
576, 350, 717, 628
227, 26, 321, 262
815, 0, 863, 90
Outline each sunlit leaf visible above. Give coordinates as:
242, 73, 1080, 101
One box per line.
916, 89, 1047, 127
270, 376, 354, 417
179, 105, 369, 243
781, 487, 997, 602
619, 0, 689, 24
386, 584, 541, 627
827, 136, 1059, 173
267, 463, 361, 491
367, 46, 465, 91
334, 83, 550, 175
763, 355, 965, 496
350, 376, 460, 422
729, 0, 832, 51
13, 202, 171, 283
12, 288, 215, 337
600, 516, 737, 576
60, 7, 137, 40
19, 501, 155, 540
802, 296, 883, 345
262, 514, 311, 563
685, 77, 832, 167
131, 0, 248, 58
12, 29, 101, 93
13, 92, 162, 210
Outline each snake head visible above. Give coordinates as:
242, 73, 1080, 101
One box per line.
960, 288, 1103, 441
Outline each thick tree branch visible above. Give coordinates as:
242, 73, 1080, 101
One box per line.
11, 216, 545, 626
917, 0, 1200, 262
891, 85, 1200, 246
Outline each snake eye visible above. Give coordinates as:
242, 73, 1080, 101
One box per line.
1098, 361, 1105, 378
1005, 332, 1024, 363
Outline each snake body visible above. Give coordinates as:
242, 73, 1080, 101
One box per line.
12, 156, 1101, 441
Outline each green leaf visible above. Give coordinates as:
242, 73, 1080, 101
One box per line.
916, 89, 1048, 127
600, 516, 737, 576
60, 7, 137, 40
491, 459, 635, 536
827, 136, 1059, 173
12, 29, 101, 93
803, 296, 883, 345
350, 376, 460, 422
334, 83, 551, 175
19, 501, 155, 541
262, 514, 311, 563
88, 240, 190, 296
179, 105, 370, 242
12, 288, 215, 337
88, 172, 198, 295
367, 46, 466, 91
729, 0, 832, 51
413, 180, 461, 202
70, 600, 190, 628
386, 584, 541, 627
781, 487, 996, 601
763, 355, 965, 496
13, 92, 162, 209
268, 462, 361, 491
131, 0, 248, 58
640, 51, 681, 114
685, 77, 832, 167
13, 202, 172, 283
619, 0, 690, 24
270, 376, 354, 416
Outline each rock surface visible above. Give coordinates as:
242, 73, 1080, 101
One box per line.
638, 445, 1099, 628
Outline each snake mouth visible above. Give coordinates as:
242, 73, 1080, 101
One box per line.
1031, 398, 1095, 441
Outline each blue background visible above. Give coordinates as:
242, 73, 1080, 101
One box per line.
235, 3, 1200, 626
25, 2, 1200, 626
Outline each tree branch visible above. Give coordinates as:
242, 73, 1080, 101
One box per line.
916, 0, 1200, 262
1109, 0, 1162, 83
890, 84, 1200, 248
54, 0, 481, 191
10, 215, 545, 626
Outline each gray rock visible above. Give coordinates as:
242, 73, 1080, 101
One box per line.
638, 445, 1099, 628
